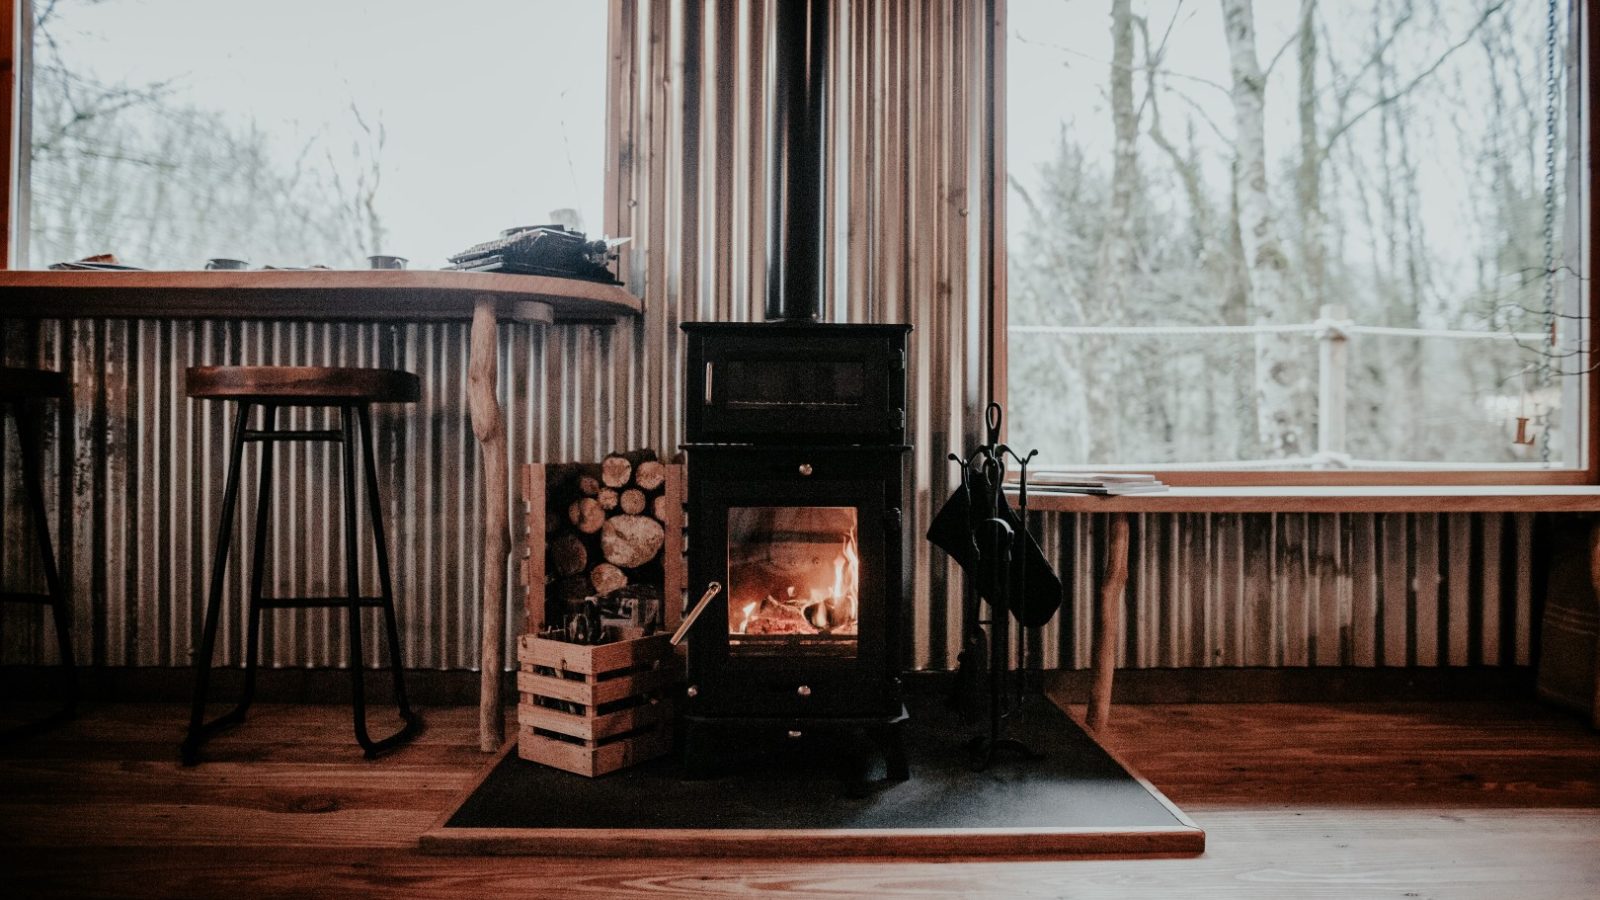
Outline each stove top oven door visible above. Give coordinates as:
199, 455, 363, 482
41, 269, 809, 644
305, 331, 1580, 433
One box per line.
685, 446, 903, 720
683, 324, 908, 446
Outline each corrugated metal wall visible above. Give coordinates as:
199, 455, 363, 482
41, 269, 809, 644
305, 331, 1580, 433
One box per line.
608, 0, 999, 671
0, 317, 641, 668
1028, 511, 1535, 670
0, 0, 1535, 674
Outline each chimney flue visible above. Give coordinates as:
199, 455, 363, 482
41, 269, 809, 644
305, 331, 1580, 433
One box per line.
766, 0, 828, 323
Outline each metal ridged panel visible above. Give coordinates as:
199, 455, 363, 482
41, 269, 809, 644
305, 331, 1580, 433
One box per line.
1024, 511, 1533, 670
0, 317, 637, 669
0, 0, 1537, 674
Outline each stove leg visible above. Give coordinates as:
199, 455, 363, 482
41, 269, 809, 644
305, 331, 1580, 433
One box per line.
877, 717, 909, 782
681, 719, 715, 779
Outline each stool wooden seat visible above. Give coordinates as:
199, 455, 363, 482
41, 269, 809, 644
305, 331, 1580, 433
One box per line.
186, 366, 420, 404
0, 368, 75, 730
0, 367, 69, 400
181, 365, 422, 764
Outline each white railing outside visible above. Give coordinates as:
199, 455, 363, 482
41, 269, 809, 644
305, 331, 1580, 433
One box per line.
1010, 303, 1570, 470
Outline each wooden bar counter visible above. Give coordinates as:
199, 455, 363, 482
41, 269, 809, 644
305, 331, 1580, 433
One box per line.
0, 269, 641, 751
0, 269, 639, 323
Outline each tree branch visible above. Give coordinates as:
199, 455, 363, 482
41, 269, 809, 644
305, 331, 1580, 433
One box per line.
1320, 1, 1509, 159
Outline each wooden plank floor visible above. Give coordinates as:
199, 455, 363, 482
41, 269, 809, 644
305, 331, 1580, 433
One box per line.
0, 698, 1596, 899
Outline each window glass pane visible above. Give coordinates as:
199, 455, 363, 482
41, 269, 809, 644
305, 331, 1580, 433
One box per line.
26, 0, 608, 270
1006, 0, 1587, 470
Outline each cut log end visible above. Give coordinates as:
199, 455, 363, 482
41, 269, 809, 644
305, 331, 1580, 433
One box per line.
568, 498, 606, 534
601, 453, 633, 489
597, 488, 620, 511
590, 563, 628, 596
634, 459, 667, 491
601, 514, 666, 568
550, 532, 588, 577
620, 488, 647, 515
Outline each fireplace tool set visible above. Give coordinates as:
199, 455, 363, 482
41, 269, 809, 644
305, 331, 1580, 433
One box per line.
929, 403, 1063, 771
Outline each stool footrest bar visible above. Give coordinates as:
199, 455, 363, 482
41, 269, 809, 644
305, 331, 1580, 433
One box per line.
243, 430, 345, 442
0, 591, 57, 605
257, 596, 387, 609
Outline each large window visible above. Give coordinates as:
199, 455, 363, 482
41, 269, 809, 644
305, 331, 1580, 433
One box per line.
16, 0, 608, 270
1004, 0, 1590, 477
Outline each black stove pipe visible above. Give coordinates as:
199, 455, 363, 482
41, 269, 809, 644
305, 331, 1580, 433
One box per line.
765, 0, 828, 323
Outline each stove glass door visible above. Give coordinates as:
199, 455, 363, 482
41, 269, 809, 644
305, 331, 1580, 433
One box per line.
726, 506, 858, 658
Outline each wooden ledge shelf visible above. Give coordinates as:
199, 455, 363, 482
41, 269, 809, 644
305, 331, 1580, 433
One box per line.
1023, 482, 1600, 734
0, 269, 641, 324
1009, 485, 1600, 515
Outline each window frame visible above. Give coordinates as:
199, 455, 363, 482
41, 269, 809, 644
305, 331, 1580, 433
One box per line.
989, 0, 1600, 487
1, 0, 620, 275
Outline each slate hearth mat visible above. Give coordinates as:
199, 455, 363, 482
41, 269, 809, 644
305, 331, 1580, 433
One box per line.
423, 697, 1202, 857
422, 697, 1200, 856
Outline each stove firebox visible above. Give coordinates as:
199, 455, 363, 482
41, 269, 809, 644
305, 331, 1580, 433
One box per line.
681, 322, 910, 779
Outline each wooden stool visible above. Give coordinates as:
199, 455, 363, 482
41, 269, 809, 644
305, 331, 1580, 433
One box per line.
181, 366, 423, 764
0, 368, 76, 727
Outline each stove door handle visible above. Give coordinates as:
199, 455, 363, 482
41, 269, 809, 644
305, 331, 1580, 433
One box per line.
670, 581, 723, 647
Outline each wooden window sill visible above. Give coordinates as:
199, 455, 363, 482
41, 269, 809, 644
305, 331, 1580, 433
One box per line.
1007, 485, 1600, 514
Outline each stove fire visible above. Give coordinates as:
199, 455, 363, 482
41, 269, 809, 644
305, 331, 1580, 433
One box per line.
727, 507, 859, 655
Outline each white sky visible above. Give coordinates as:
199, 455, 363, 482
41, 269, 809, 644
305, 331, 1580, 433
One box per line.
43, 0, 609, 268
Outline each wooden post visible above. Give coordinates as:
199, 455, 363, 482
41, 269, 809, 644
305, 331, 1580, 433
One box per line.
1315, 303, 1349, 468
1089, 513, 1130, 732
1590, 520, 1600, 730
469, 298, 508, 752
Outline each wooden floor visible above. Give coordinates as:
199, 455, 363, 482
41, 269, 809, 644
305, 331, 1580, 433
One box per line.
1, 697, 1596, 899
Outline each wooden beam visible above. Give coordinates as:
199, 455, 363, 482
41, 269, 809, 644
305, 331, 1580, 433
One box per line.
1088, 512, 1129, 731
2, 0, 16, 269
468, 298, 508, 753
1590, 519, 1600, 729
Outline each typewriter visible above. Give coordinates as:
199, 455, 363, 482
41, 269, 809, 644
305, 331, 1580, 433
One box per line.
446, 225, 624, 284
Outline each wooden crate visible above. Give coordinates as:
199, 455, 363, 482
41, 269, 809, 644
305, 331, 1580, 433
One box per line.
516, 632, 679, 776
517, 455, 685, 777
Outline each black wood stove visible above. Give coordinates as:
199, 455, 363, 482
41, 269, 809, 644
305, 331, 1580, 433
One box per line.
677, 0, 910, 780
680, 322, 910, 779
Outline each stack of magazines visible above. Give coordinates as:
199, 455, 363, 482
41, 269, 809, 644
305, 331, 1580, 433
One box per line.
1010, 471, 1169, 496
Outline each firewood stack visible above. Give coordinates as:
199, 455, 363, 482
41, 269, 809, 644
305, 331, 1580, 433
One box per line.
536, 451, 679, 641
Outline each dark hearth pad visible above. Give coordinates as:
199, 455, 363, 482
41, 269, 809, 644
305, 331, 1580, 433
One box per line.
421, 697, 1202, 857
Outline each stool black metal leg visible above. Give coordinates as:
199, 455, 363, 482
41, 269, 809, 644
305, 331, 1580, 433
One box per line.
339, 404, 371, 750
182, 400, 252, 765
340, 405, 416, 758
357, 405, 420, 733
13, 398, 75, 722
235, 403, 276, 719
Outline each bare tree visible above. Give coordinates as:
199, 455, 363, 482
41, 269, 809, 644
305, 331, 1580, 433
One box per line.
1220, 0, 1313, 458
27, 0, 388, 269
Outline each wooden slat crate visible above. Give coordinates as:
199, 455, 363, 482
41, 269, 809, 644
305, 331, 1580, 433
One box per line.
516, 632, 679, 776
517, 456, 686, 777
